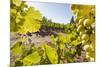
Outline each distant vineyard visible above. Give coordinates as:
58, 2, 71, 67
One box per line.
31, 16, 74, 37
10, 0, 95, 67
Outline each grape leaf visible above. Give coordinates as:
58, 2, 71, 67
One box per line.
22, 51, 41, 65
58, 34, 67, 43
18, 7, 42, 34
11, 42, 23, 56
71, 40, 81, 46
12, 0, 21, 6
44, 45, 58, 64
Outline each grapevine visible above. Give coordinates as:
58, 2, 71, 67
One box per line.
10, 0, 95, 66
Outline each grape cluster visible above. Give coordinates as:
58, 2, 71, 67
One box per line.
72, 4, 95, 61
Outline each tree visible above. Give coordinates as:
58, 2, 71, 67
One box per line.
70, 16, 74, 23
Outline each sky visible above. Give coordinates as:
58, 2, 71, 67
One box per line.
26, 1, 73, 24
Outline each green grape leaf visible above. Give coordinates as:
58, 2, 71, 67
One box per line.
71, 40, 81, 46
58, 34, 67, 43
12, 47, 23, 56
12, 0, 21, 6
20, 1, 28, 10
10, 8, 17, 16
22, 51, 41, 65
44, 45, 58, 64
65, 33, 74, 43
10, 7, 25, 32
71, 5, 95, 18
50, 35, 56, 44
18, 7, 42, 34
60, 43, 65, 50
11, 42, 23, 56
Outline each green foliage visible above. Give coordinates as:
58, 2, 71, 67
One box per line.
12, 0, 21, 7
10, 0, 26, 32
11, 42, 24, 56
12, 45, 23, 56
22, 51, 41, 65
10, 1, 95, 66
44, 44, 58, 64
10, 0, 42, 34
71, 4, 95, 61
18, 7, 42, 34
58, 33, 67, 43
71, 39, 81, 46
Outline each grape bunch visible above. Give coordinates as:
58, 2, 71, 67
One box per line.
71, 4, 95, 61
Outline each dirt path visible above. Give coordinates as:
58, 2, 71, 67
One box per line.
10, 32, 67, 48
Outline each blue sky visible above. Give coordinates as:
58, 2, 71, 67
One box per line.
26, 1, 73, 24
